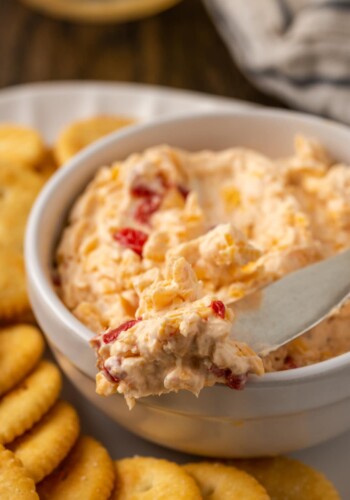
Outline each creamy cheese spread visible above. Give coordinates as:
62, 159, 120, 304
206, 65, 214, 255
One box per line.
56, 136, 350, 405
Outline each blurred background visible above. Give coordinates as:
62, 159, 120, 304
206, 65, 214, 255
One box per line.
0, 0, 283, 108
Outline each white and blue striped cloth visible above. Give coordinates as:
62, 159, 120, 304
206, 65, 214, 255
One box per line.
204, 0, 350, 124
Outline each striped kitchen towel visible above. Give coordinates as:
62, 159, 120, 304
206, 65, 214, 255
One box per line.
204, 0, 350, 124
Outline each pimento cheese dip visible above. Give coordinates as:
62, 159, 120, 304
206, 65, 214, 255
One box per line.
57, 136, 350, 406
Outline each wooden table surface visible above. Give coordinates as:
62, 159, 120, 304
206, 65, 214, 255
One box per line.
0, 0, 285, 108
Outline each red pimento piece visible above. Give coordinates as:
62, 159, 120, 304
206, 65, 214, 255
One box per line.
225, 373, 247, 390
209, 366, 247, 391
103, 366, 120, 384
134, 195, 162, 224
102, 318, 141, 344
113, 228, 148, 256
211, 300, 226, 319
130, 175, 168, 224
131, 184, 157, 198
284, 355, 298, 370
177, 185, 190, 199
209, 365, 226, 379
131, 174, 168, 198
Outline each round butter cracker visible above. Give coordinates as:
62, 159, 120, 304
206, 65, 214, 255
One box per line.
9, 400, 80, 483
0, 444, 38, 500
0, 360, 62, 444
233, 456, 340, 500
54, 115, 135, 165
184, 462, 269, 500
113, 457, 202, 499
0, 160, 45, 248
0, 125, 45, 168
0, 162, 46, 319
36, 435, 115, 500
0, 247, 30, 319
0, 324, 44, 397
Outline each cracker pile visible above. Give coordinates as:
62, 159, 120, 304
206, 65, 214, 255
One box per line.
0, 116, 132, 499
0, 325, 115, 499
0, 117, 135, 321
110, 455, 340, 499
54, 115, 135, 166
0, 117, 341, 499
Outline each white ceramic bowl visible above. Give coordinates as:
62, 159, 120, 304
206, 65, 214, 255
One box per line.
26, 110, 350, 457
